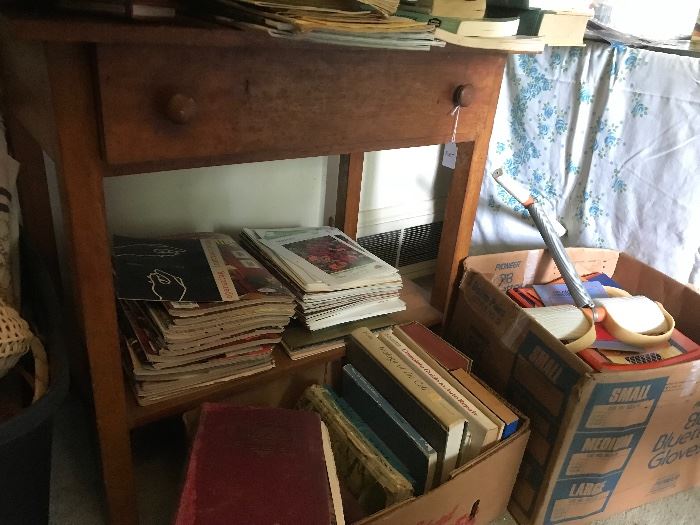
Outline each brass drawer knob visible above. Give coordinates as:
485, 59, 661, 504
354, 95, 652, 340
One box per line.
165, 93, 197, 124
453, 84, 475, 108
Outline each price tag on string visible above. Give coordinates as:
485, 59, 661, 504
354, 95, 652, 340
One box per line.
441, 104, 461, 169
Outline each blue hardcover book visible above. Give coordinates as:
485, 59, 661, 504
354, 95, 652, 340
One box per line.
346, 329, 466, 483
323, 388, 416, 490
342, 364, 438, 494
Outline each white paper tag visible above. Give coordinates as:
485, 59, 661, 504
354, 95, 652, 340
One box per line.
442, 142, 457, 169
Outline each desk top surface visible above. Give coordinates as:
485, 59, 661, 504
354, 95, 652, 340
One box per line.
0, 7, 508, 54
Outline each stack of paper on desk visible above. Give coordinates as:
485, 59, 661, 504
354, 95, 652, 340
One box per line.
113, 233, 295, 405
202, 0, 444, 50
241, 226, 406, 330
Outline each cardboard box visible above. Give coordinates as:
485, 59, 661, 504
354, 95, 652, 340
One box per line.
444, 248, 700, 525
358, 416, 530, 525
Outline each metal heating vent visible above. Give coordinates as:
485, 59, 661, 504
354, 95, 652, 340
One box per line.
357, 230, 401, 265
358, 221, 443, 269
398, 222, 443, 267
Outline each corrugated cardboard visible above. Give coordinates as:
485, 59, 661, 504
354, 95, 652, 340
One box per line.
359, 417, 530, 525
444, 248, 700, 525
180, 344, 530, 525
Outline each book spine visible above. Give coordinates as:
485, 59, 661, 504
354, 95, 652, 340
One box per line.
342, 364, 437, 494
487, 5, 543, 35
453, 369, 520, 439
380, 332, 501, 462
330, 391, 416, 489
347, 328, 463, 482
298, 385, 413, 514
395, 322, 472, 372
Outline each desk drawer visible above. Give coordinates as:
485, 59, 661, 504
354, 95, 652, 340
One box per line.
95, 43, 505, 167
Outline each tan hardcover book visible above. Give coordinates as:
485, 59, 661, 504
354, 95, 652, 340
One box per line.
348, 327, 466, 482
451, 369, 520, 440
380, 332, 501, 462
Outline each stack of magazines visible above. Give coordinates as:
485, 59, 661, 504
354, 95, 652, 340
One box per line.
240, 226, 405, 330
114, 233, 295, 405
200, 0, 445, 50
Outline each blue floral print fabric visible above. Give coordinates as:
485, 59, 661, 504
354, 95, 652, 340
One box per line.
472, 41, 700, 285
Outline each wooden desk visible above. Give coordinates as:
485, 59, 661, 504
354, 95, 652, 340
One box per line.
0, 11, 506, 525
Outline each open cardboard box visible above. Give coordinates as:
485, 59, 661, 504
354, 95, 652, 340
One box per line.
181, 332, 531, 525
357, 405, 529, 525
444, 248, 700, 525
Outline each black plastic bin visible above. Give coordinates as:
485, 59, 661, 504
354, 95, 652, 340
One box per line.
0, 240, 70, 525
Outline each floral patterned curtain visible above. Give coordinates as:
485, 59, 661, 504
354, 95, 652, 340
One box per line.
472, 41, 700, 285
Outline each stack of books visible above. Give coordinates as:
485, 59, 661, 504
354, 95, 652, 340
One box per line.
114, 233, 296, 405
240, 226, 406, 331
298, 322, 520, 517
200, 0, 446, 50
485, 0, 594, 47
399, 0, 544, 51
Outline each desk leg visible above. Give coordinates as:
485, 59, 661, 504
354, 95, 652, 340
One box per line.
45, 44, 138, 525
336, 152, 365, 239
432, 56, 506, 317
433, 136, 494, 317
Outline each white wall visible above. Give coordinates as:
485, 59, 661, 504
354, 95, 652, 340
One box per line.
103, 149, 449, 239
104, 157, 333, 237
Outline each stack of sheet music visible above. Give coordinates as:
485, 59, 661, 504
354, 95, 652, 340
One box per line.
114, 233, 295, 405
201, 0, 445, 50
240, 226, 406, 330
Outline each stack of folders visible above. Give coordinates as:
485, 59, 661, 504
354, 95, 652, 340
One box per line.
115, 234, 296, 405
240, 227, 406, 331
298, 323, 520, 517
174, 404, 344, 525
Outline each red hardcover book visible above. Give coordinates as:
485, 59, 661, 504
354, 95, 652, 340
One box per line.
393, 321, 472, 372
174, 404, 333, 525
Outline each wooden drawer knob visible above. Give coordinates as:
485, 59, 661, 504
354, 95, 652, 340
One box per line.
453, 84, 475, 108
165, 93, 197, 124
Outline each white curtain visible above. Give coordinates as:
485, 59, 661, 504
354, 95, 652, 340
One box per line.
472, 41, 700, 286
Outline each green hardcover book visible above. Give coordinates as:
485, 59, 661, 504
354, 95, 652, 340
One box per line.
298, 384, 414, 515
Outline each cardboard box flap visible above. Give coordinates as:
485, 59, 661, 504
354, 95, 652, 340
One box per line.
464, 248, 620, 293
458, 271, 591, 376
